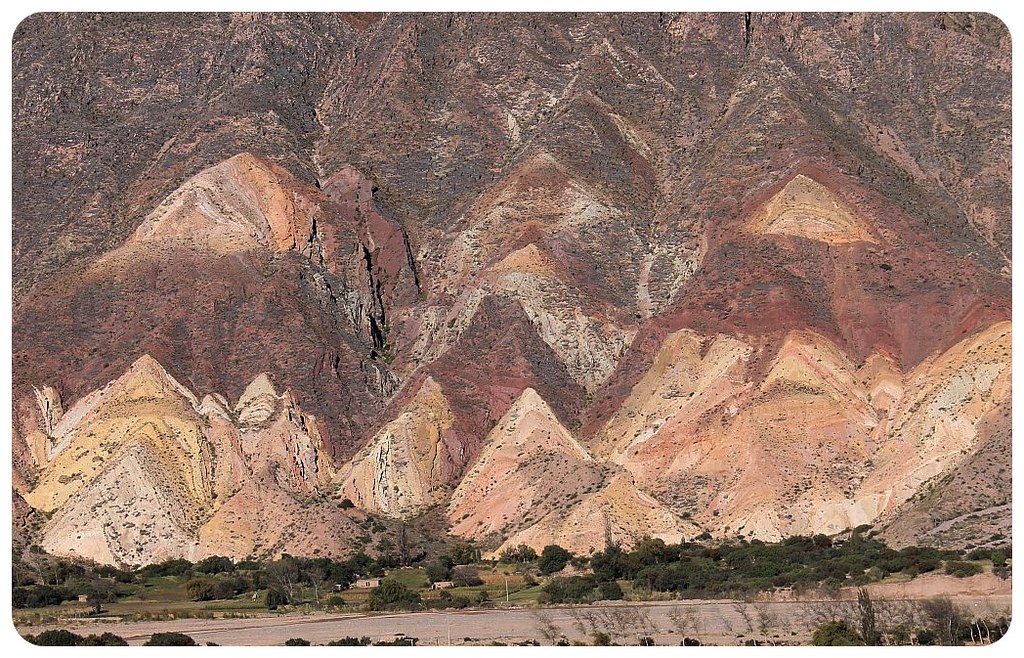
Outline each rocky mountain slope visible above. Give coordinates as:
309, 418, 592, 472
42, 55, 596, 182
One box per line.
12, 12, 1010, 565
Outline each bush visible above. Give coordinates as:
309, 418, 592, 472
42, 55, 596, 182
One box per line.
79, 632, 129, 646
368, 580, 422, 611
944, 560, 983, 578
450, 565, 484, 587
186, 576, 247, 601
339, 498, 355, 509
13, 585, 71, 608
325, 594, 346, 607
375, 636, 418, 646
328, 636, 371, 646
812, 621, 865, 646
284, 638, 311, 646
136, 558, 193, 578
194, 555, 234, 574
597, 580, 624, 600
26, 630, 84, 646
538, 545, 573, 575
144, 632, 198, 646
915, 629, 936, 646
541, 576, 595, 603
449, 542, 480, 565
499, 544, 537, 563
425, 558, 451, 583
266, 588, 288, 608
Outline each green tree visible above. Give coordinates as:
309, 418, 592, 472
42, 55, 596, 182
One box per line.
857, 588, 880, 645
812, 621, 865, 646
541, 576, 595, 603
144, 632, 198, 646
499, 544, 537, 563
368, 579, 422, 611
86, 577, 116, 614
597, 580, 624, 600
537, 545, 573, 575
26, 630, 85, 646
195, 555, 234, 574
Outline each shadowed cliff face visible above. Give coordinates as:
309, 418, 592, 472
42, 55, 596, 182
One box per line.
12, 12, 1011, 563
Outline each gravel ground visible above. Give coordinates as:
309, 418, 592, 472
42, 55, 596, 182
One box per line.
15, 595, 1011, 646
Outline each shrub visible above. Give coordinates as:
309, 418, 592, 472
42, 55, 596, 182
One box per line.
328, 636, 371, 646
915, 629, 936, 646
144, 632, 198, 646
266, 588, 288, 608
26, 630, 84, 646
339, 498, 355, 509
944, 560, 983, 578
499, 544, 537, 563
13, 585, 71, 608
136, 558, 193, 578
186, 575, 247, 601
597, 580, 624, 600
812, 621, 865, 646
194, 555, 235, 574
375, 636, 419, 646
537, 545, 573, 575
284, 638, 311, 646
450, 565, 484, 587
80, 633, 129, 646
449, 542, 480, 565
541, 576, 595, 603
367, 580, 422, 611
325, 594, 346, 607
425, 558, 451, 583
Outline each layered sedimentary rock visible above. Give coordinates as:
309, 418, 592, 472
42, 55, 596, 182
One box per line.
589, 322, 1011, 543
447, 388, 604, 543
337, 376, 462, 518
21, 356, 349, 566
749, 174, 876, 244
12, 13, 1011, 559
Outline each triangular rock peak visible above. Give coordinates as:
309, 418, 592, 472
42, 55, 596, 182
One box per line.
749, 174, 876, 245
336, 376, 460, 519
130, 152, 320, 254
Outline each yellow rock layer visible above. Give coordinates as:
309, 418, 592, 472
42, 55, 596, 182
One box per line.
22, 355, 336, 566
750, 174, 876, 244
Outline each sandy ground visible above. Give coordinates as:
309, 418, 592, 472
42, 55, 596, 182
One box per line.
15, 593, 1011, 646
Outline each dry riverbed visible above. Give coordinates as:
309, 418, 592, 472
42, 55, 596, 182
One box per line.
15, 594, 1011, 646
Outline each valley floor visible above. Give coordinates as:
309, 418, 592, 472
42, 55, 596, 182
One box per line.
14, 579, 1010, 647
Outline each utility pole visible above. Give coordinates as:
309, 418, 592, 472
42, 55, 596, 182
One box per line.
505, 577, 510, 603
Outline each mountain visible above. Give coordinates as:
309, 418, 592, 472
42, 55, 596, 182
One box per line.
19, 356, 364, 565
12, 12, 1010, 565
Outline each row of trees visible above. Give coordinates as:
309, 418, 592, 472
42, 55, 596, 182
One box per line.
500, 533, 1004, 596
811, 590, 1010, 646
